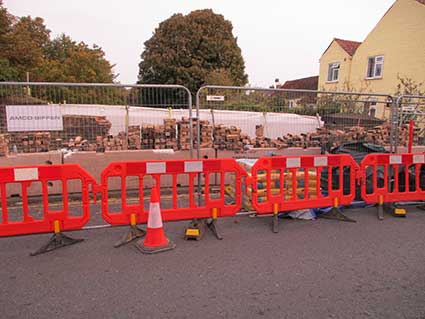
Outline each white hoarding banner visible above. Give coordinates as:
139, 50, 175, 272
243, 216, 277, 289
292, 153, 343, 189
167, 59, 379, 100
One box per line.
6, 104, 63, 132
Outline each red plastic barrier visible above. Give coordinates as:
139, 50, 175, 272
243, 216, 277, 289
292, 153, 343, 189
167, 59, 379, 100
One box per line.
251, 155, 359, 214
0, 164, 98, 237
100, 158, 246, 225
360, 153, 425, 204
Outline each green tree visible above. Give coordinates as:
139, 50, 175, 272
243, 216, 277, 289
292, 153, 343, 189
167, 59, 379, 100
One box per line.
0, 58, 19, 81
41, 34, 116, 83
0, 2, 116, 83
138, 9, 248, 93
6, 16, 51, 81
0, 0, 12, 45
0, 1, 18, 80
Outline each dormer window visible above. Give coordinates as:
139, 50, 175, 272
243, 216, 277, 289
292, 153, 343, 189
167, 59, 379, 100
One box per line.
327, 62, 340, 82
367, 55, 384, 79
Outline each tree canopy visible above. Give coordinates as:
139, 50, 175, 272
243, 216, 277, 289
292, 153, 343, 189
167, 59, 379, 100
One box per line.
0, 1, 115, 83
138, 9, 248, 92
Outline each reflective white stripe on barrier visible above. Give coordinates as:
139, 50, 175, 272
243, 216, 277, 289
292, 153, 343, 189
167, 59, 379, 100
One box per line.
184, 161, 203, 173
390, 155, 402, 164
413, 154, 425, 164
147, 202, 163, 229
146, 162, 166, 174
314, 157, 328, 167
14, 168, 39, 181
286, 158, 300, 168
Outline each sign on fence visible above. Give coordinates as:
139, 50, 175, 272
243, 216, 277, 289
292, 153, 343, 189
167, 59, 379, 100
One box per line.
6, 105, 63, 132
206, 95, 225, 101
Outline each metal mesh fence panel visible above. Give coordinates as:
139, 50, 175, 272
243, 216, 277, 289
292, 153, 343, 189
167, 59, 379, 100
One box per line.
195, 86, 394, 156
397, 95, 425, 150
0, 82, 192, 155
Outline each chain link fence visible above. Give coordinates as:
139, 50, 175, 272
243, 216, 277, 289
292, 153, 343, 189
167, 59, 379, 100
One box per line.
0, 82, 193, 156
195, 86, 395, 157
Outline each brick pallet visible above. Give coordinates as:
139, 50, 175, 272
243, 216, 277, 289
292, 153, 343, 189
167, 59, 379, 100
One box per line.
3, 115, 112, 153
127, 126, 141, 150
213, 124, 243, 150
0, 115, 416, 155
178, 117, 195, 151
142, 119, 178, 150
9, 132, 51, 153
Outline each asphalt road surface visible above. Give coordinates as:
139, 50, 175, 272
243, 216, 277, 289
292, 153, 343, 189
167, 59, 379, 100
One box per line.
1, 206, 425, 319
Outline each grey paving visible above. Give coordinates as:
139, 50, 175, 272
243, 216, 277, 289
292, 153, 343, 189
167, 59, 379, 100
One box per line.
1, 207, 425, 319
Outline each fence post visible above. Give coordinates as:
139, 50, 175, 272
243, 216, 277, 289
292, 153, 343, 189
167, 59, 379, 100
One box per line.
124, 104, 129, 150
390, 96, 399, 153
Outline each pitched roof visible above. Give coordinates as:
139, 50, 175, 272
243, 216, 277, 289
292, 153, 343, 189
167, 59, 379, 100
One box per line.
280, 76, 319, 90
333, 38, 362, 56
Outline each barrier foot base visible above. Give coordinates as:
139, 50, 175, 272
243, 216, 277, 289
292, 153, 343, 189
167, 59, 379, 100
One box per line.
114, 225, 146, 248
377, 204, 384, 221
384, 204, 407, 218
272, 213, 279, 233
31, 232, 84, 256
416, 204, 425, 211
319, 207, 356, 223
207, 219, 223, 240
185, 219, 206, 240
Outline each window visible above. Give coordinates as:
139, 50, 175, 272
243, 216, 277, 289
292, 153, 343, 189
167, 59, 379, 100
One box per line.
327, 63, 340, 82
288, 100, 295, 109
367, 56, 384, 79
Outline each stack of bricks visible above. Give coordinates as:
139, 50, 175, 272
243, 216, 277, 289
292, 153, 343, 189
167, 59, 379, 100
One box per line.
212, 124, 227, 150
213, 124, 243, 150
2, 115, 112, 152
59, 115, 112, 144
141, 119, 178, 150
152, 125, 166, 149
141, 125, 155, 149
128, 126, 141, 150
199, 120, 213, 148
100, 132, 126, 151
251, 125, 272, 148
163, 119, 178, 150
178, 117, 196, 151
0, 134, 9, 156
9, 132, 51, 153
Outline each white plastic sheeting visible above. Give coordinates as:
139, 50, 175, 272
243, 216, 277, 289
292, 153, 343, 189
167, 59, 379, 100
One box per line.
61, 104, 322, 137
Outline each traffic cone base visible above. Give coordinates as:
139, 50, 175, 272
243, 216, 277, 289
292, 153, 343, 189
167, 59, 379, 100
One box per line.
136, 185, 176, 254
136, 238, 176, 254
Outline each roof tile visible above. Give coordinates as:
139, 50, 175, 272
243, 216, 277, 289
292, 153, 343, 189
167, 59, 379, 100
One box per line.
280, 76, 319, 90
334, 38, 362, 56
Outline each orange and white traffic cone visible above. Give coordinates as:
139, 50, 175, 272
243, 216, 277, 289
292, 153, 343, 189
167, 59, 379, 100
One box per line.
136, 185, 176, 254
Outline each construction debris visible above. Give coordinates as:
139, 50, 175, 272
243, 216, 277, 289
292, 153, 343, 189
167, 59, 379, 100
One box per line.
0, 115, 414, 156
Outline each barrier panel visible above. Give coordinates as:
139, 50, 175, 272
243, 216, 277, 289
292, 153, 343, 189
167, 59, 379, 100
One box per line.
0, 164, 98, 255
250, 154, 359, 231
0, 164, 97, 236
360, 153, 425, 219
100, 158, 246, 245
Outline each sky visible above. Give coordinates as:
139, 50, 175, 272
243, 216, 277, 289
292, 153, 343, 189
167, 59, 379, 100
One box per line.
4, 0, 395, 87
